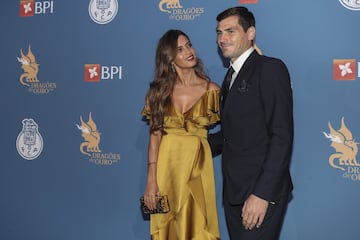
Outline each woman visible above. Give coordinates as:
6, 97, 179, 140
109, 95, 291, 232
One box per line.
141, 29, 220, 240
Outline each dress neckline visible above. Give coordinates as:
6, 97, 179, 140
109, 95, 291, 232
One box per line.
173, 89, 217, 115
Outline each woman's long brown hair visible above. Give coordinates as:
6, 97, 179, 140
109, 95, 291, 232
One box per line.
145, 29, 208, 133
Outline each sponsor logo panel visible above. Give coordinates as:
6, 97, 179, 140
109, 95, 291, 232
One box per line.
84, 64, 123, 82
89, 0, 118, 24
20, 0, 54, 17
333, 59, 357, 80
84, 64, 101, 82
323, 117, 360, 181
17, 45, 57, 94
77, 113, 120, 165
339, 0, 360, 11
158, 0, 205, 21
16, 118, 43, 160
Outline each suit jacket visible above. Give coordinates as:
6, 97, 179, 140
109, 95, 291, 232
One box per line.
209, 50, 293, 205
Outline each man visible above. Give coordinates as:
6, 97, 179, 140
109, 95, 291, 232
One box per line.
208, 6, 294, 240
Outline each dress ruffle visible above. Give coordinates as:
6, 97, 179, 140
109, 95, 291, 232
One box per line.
141, 90, 220, 130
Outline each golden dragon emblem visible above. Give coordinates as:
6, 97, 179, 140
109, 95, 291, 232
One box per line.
77, 112, 101, 157
159, 0, 182, 13
17, 45, 39, 87
323, 117, 359, 171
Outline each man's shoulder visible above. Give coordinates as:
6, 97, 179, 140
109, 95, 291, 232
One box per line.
258, 55, 288, 71
259, 54, 284, 64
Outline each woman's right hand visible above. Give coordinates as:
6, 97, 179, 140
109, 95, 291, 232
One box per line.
143, 181, 160, 210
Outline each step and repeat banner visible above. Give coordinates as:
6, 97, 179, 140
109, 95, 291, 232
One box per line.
1, 0, 359, 239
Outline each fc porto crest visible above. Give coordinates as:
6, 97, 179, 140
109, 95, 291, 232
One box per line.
89, 0, 118, 24
339, 0, 360, 11
16, 118, 43, 160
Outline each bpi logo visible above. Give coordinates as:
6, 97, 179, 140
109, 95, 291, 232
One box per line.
333, 59, 359, 80
84, 64, 122, 82
19, 0, 54, 17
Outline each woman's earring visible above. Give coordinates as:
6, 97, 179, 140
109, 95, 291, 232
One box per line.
171, 64, 176, 73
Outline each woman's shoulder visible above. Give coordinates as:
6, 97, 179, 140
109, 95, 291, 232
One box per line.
207, 81, 220, 91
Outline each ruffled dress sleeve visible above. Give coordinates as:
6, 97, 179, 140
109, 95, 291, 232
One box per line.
141, 99, 151, 120
206, 90, 220, 125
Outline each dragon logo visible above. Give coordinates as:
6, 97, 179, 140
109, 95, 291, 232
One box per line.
158, 0, 205, 21
159, 0, 182, 13
77, 112, 101, 156
17, 45, 39, 87
323, 117, 360, 171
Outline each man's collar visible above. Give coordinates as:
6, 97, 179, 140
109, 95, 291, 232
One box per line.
229, 47, 254, 73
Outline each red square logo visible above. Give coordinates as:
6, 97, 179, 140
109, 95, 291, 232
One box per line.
20, 0, 34, 17
333, 59, 356, 81
84, 64, 101, 82
239, 0, 259, 3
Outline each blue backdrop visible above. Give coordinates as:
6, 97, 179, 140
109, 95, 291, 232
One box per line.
1, 0, 360, 239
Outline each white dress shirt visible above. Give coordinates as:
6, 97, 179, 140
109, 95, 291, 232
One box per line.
228, 47, 254, 89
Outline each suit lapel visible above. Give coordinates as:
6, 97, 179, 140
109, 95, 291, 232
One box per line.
230, 51, 259, 92
220, 51, 260, 112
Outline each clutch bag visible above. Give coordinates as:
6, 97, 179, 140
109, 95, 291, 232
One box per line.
140, 195, 170, 214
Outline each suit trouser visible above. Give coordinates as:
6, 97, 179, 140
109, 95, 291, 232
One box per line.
224, 194, 290, 240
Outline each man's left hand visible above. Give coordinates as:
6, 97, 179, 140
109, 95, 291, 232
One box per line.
241, 194, 269, 230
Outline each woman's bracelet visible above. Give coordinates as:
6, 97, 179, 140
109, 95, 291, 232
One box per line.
148, 162, 157, 165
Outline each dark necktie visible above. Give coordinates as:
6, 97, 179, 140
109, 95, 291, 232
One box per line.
221, 66, 235, 107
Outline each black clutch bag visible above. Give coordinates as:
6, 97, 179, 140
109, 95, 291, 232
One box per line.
140, 195, 170, 214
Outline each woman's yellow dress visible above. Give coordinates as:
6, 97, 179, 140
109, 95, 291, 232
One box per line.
142, 89, 220, 240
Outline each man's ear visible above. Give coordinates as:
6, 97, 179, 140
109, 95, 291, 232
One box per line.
247, 26, 256, 41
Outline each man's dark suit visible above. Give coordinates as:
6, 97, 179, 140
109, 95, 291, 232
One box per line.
209, 50, 293, 239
